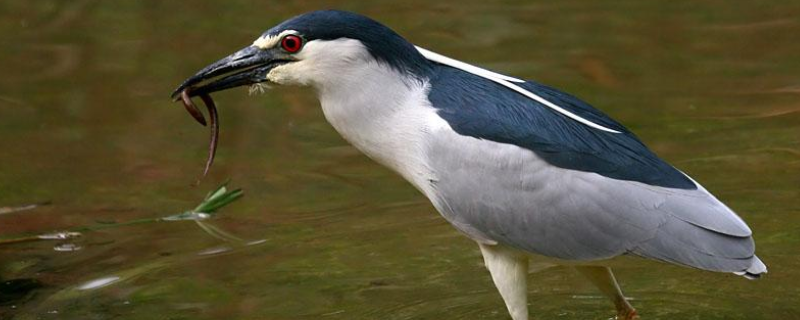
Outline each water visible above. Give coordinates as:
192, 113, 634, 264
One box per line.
1, 1, 798, 319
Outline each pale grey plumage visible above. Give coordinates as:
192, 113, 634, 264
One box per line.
426, 130, 764, 275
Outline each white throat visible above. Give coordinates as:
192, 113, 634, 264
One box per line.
317, 60, 431, 176
297, 44, 441, 191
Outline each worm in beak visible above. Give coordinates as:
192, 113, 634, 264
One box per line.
179, 89, 219, 180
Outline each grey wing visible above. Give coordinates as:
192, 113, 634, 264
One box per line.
425, 131, 766, 275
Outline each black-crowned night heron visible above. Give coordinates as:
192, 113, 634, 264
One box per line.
172, 10, 766, 320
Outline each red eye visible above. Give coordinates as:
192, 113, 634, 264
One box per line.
281, 35, 303, 53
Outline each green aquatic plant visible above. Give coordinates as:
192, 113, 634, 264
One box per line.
0, 182, 243, 245
162, 182, 244, 221
163, 182, 246, 243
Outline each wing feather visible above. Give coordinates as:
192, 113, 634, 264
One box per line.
425, 129, 759, 273
427, 65, 697, 189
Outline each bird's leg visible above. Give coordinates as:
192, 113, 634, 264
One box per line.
575, 266, 639, 320
479, 243, 529, 320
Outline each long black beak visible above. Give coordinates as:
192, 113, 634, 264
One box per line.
170, 46, 290, 99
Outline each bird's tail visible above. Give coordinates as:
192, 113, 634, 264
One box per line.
734, 255, 767, 280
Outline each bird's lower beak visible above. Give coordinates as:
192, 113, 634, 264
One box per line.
171, 46, 290, 99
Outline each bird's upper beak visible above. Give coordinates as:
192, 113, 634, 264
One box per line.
171, 45, 291, 99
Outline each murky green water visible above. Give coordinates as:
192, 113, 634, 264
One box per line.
1, 1, 799, 319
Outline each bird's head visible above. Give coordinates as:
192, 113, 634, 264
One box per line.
171, 10, 433, 99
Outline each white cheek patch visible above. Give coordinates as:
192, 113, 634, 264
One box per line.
266, 63, 314, 86
266, 64, 293, 84
252, 29, 299, 49
267, 38, 372, 86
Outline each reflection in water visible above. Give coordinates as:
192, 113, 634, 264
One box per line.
0, 202, 50, 215
196, 246, 232, 256
53, 243, 82, 252
0, 278, 42, 307
0, 1, 798, 319
77, 276, 120, 290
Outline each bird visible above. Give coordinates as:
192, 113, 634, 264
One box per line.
172, 10, 766, 320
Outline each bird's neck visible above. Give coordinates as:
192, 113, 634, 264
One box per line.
315, 63, 438, 189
